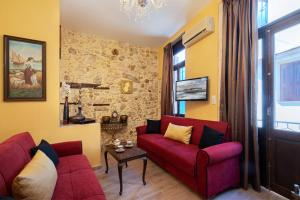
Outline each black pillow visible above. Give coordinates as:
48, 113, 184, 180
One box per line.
146, 119, 161, 134
199, 126, 224, 149
0, 197, 14, 200
31, 139, 59, 166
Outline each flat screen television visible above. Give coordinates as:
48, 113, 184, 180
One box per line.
176, 77, 208, 101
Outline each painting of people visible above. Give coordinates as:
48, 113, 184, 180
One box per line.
4, 35, 46, 101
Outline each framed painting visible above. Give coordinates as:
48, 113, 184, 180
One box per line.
4, 35, 46, 101
120, 80, 133, 94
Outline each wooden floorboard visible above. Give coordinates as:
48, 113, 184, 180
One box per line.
95, 155, 288, 200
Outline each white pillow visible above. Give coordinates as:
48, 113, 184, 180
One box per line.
12, 150, 58, 200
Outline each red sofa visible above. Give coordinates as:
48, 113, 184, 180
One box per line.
0, 132, 106, 200
137, 115, 243, 199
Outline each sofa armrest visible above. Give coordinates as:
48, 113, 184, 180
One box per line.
196, 142, 242, 198
136, 125, 147, 136
198, 142, 243, 166
51, 141, 83, 157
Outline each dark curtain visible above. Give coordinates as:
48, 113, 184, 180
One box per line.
161, 43, 174, 115
220, 0, 261, 191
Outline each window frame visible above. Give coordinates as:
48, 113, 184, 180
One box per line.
173, 60, 186, 117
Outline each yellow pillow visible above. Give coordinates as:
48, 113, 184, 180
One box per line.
12, 150, 57, 200
164, 123, 193, 144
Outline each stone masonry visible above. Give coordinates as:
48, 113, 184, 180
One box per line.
60, 27, 160, 145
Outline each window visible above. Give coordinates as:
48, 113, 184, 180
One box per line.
257, 39, 263, 127
280, 60, 300, 102
257, 1, 300, 131
172, 40, 186, 116
258, 0, 300, 28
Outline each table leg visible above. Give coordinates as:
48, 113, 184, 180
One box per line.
125, 162, 128, 168
142, 157, 147, 185
104, 151, 108, 173
118, 163, 123, 195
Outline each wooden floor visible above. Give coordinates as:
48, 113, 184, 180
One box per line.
95, 155, 287, 200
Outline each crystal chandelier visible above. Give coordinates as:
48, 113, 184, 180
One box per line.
120, 0, 166, 21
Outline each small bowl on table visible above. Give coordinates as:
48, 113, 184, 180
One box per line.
125, 140, 134, 148
115, 145, 125, 153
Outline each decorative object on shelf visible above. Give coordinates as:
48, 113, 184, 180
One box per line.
120, 0, 166, 21
101, 122, 127, 144
101, 112, 128, 144
102, 116, 111, 124
62, 82, 71, 124
70, 88, 85, 123
63, 96, 70, 124
111, 111, 119, 122
4, 35, 46, 101
120, 115, 128, 124
120, 80, 133, 94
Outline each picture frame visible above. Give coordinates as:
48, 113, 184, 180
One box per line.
120, 80, 133, 94
175, 77, 209, 101
4, 35, 46, 101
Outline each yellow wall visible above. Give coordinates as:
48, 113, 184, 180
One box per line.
159, 0, 222, 121
0, 0, 101, 167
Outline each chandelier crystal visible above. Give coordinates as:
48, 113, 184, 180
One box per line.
120, 0, 166, 21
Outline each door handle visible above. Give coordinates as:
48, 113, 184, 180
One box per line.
267, 107, 272, 116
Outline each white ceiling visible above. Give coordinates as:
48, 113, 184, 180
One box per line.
60, 0, 211, 47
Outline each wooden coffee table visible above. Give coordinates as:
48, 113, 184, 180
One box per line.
104, 144, 147, 195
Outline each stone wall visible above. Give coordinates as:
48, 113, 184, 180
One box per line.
60, 28, 160, 144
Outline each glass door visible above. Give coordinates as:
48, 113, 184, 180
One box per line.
267, 16, 300, 198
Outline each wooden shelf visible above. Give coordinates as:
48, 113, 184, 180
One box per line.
93, 104, 110, 106
60, 103, 110, 106
60, 102, 77, 105
60, 82, 110, 90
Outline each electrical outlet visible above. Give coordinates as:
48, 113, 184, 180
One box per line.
211, 95, 216, 105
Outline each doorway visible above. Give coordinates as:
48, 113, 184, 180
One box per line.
258, 8, 300, 198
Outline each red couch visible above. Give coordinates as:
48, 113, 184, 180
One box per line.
0, 132, 106, 200
137, 115, 242, 199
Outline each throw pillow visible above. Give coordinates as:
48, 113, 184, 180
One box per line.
164, 123, 193, 144
146, 119, 161, 134
12, 150, 58, 200
31, 139, 59, 166
0, 197, 14, 200
199, 126, 224, 148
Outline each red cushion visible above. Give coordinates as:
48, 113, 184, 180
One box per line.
52, 169, 105, 200
138, 134, 198, 176
53, 154, 105, 200
56, 155, 92, 175
52, 173, 73, 199
161, 115, 230, 146
3, 132, 35, 161
0, 176, 7, 196
0, 133, 35, 195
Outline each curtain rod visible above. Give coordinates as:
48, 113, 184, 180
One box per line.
171, 32, 185, 46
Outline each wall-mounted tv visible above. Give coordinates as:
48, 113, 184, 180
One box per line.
176, 77, 208, 101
